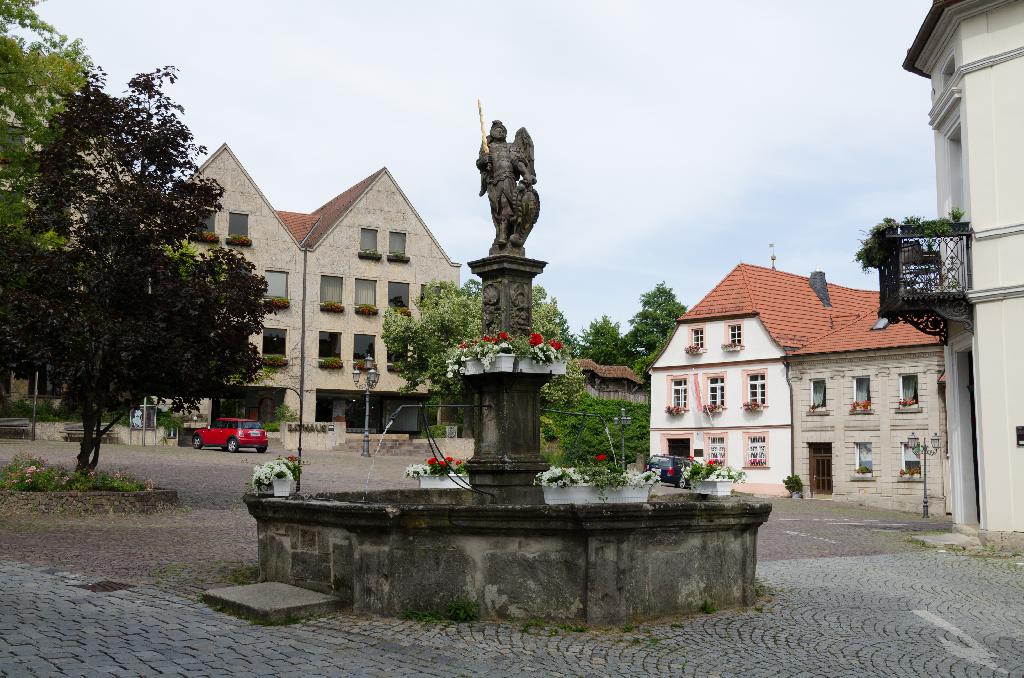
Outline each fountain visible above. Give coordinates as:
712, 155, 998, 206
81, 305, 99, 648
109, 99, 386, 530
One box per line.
242, 118, 771, 624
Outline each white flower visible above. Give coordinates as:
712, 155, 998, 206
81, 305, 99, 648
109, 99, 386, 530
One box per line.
403, 464, 431, 479
251, 459, 293, 488
535, 466, 587, 487
624, 470, 660, 487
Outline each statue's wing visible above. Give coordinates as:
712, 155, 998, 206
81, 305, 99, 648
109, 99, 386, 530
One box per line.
513, 127, 535, 177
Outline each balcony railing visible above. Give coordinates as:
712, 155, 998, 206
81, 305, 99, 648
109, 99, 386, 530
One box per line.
877, 222, 972, 342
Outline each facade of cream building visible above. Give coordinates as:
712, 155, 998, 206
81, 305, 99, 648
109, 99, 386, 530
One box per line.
789, 345, 948, 513
901, 0, 1024, 547
195, 144, 460, 435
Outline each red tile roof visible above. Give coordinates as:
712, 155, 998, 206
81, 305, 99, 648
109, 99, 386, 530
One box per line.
682, 264, 940, 355
578, 359, 644, 384
275, 168, 386, 245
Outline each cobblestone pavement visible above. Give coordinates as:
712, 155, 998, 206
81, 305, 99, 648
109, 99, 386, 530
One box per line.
2, 549, 1023, 677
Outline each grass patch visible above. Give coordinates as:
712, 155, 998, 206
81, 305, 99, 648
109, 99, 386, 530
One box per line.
700, 600, 717, 614
520, 619, 545, 634
556, 623, 588, 633
223, 564, 259, 586
402, 609, 444, 623
621, 623, 636, 632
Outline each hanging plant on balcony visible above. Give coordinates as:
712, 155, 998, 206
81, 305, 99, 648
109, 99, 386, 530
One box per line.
854, 208, 963, 271
320, 301, 344, 313
318, 357, 344, 369
268, 297, 290, 310
684, 344, 704, 355
262, 354, 288, 368
226, 234, 252, 246
188, 230, 219, 244
355, 304, 379, 316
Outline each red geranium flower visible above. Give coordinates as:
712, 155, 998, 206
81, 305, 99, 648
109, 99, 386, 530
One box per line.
595, 453, 607, 462
549, 340, 563, 350
427, 458, 436, 465
482, 335, 493, 343
498, 331, 510, 341
459, 342, 468, 349
529, 333, 543, 347
455, 459, 463, 465
708, 459, 716, 465
445, 456, 454, 463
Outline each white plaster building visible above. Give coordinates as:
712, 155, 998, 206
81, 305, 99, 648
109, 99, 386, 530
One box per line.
194, 144, 460, 434
894, 0, 1024, 548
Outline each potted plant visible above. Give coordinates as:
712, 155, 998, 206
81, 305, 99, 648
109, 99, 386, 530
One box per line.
684, 344, 704, 355
849, 400, 872, 413
535, 455, 659, 504
355, 304, 379, 316
404, 456, 467, 489
226, 234, 252, 247
268, 297, 290, 310
664, 405, 683, 416
899, 467, 921, 478
741, 401, 763, 412
251, 456, 300, 497
320, 301, 344, 313
514, 333, 568, 374
853, 465, 873, 478
318, 357, 344, 369
685, 458, 746, 497
721, 342, 742, 352
783, 474, 803, 498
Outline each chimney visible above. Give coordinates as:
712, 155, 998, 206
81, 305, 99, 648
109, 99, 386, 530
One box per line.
809, 270, 832, 308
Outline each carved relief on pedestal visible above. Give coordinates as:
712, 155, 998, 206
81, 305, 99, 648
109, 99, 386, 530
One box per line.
509, 282, 531, 335
482, 282, 502, 334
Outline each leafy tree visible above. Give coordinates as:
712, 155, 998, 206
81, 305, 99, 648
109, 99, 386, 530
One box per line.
3, 68, 269, 471
0, 0, 90, 224
532, 285, 576, 355
623, 282, 686, 379
578, 315, 630, 366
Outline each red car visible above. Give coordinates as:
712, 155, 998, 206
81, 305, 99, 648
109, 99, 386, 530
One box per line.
192, 418, 268, 454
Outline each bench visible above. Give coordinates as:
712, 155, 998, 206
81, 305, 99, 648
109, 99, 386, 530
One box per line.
63, 423, 118, 444
0, 418, 30, 439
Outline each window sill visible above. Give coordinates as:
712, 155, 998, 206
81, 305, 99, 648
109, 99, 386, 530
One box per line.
357, 250, 382, 261
849, 410, 875, 415
684, 349, 708, 356
849, 476, 875, 482
721, 345, 744, 352
743, 465, 770, 470
895, 407, 923, 414
807, 409, 831, 416
387, 253, 410, 263
896, 476, 923, 483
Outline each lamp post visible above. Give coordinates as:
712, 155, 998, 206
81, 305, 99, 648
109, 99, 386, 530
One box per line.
907, 431, 942, 518
612, 406, 632, 469
352, 355, 379, 458
281, 386, 304, 492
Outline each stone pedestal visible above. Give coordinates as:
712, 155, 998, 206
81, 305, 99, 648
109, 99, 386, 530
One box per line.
465, 255, 551, 504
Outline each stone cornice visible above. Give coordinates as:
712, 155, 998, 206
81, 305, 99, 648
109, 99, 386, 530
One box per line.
929, 86, 962, 132
967, 283, 1024, 303
974, 222, 1024, 241
914, 0, 1019, 76
787, 347, 944, 371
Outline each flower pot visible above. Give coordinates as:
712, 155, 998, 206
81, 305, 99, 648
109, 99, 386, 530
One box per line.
790, 491, 803, 499
695, 479, 733, 497
463, 359, 484, 375
517, 359, 567, 375
542, 485, 601, 504
486, 354, 515, 373
272, 477, 292, 497
604, 487, 653, 503
419, 475, 463, 489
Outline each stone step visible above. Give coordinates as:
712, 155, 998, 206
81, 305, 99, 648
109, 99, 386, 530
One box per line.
334, 438, 434, 457
203, 582, 343, 623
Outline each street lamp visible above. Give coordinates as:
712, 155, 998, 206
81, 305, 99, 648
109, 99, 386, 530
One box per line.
612, 406, 632, 469
352, 354, 379, 458
907, 431, 942, 518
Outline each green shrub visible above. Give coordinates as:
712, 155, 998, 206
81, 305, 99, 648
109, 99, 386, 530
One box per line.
783, 475, 803, 494
445, 598, 479, 622
541, 394, 650, 466
0, 455, 152, 492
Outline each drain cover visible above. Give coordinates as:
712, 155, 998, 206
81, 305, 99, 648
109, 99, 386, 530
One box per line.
72, 581, 135, 592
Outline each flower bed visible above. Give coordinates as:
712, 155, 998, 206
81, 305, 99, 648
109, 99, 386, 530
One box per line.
355, 304, 379, 316
262, 354, 288, 368
320, 301, 345, 313
702, 403, 723, 415
268, 297, 290, 310
226, 234, 252, 246
0, 455, 173, 514
189, 230, 219, 244
357, 250, 382, 261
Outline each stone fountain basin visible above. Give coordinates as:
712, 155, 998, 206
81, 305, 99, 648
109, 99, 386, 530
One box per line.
245, 490, 771, 625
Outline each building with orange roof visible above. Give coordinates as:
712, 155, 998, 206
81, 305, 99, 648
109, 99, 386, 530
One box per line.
650, 263, 946, 503
189, 144, 460, 443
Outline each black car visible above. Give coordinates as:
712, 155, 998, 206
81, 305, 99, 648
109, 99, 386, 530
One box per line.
645, 455, 692, 488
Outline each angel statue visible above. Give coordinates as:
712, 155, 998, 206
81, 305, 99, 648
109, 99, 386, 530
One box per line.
476, 120, 540, 255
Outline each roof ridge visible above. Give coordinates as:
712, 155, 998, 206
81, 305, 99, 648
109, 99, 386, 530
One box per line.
736, 264, 758, 314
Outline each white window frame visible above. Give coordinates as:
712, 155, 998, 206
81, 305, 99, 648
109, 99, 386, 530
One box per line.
671, 378, 687, 410
810, 379, 827, 408
747, 373, 766, 405
729, 323, 742, 345
691, 327, 704, 349
902, 443, 921, 473
899, 374, 919, 407
854, 376, 871, 404
746, 434, 767, 467
708, 376, 725, 407
707, 434, 727, 465
355, 278, 376, 306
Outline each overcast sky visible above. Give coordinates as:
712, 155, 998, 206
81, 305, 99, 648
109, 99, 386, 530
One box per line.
38, 0, 937, 334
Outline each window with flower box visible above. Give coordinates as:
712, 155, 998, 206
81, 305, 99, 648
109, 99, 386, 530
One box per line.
728, 323, 742, 345
901, 443, 921, 474
746, 434, 767, 467
353, 334, 375, 362
319, 332, 341, 359
388, 231, 406, 254
747, 373, 766, 405
691, 327, 704, 349
854, 376, 871, 403
360, 228, 378, 252
671, 378, 687, 410
810, 379, 827, 410
855, 442, 873, 473
899, 374, 919, 407
265, 271, 288, 299
707, 435, 727, 464
708, 376, 725, 407
355, 279, 376, 307
228, 212, 249, 237
262, 328, 286, 355
388, 281, 410, 309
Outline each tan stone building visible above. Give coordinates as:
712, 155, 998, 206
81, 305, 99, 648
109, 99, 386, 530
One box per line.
789, 313, 947, 514
194, 144, 460, 433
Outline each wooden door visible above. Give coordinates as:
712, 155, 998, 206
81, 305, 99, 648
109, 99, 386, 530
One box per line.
809, 443, 833, 495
